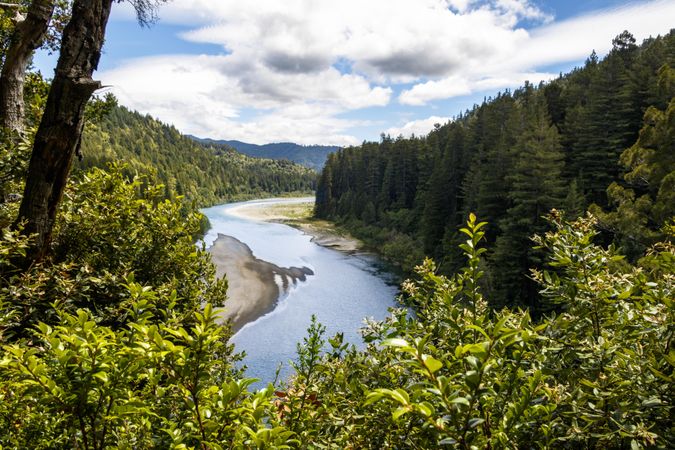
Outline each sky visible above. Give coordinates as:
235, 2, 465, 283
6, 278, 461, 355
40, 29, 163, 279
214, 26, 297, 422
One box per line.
34, 0, 675, 145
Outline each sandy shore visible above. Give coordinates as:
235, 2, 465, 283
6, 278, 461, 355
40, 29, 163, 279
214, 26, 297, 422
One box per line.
208, 233, 313, 332
208, 199, 363, 332
229, 200, 362, 253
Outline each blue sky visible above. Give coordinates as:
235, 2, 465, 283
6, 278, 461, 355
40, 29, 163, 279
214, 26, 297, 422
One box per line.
34, 0, 675, 145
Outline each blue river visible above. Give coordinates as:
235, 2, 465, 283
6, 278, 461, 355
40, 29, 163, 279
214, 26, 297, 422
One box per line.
201, 198, 398, 387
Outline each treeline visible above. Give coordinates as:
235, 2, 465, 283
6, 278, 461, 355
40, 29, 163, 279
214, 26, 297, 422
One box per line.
79, 105, 318, 207
315, 30, 675, 310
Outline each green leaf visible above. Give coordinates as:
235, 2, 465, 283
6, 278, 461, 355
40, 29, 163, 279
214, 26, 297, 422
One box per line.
423, 355, 443, 374
364, 392, 384, 406
416, 402, 434, 417
382, 338, 410, 348
466, 325, 489, 339
390, 388, 410, 405
468, 418, 484, 428
92, 371, 108, 382
449, 397, 470, 407
392, 406, 410, 420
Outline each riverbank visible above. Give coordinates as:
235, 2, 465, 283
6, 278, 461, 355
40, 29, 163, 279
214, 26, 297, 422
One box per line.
202, 198, 399, 385
208, 233, 313, 332
228, 200, 363, 253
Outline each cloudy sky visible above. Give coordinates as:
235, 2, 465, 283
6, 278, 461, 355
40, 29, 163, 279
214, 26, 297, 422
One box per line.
35, 0, 675, 145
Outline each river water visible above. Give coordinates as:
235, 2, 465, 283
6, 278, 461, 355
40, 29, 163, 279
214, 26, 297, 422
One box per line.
201, 198, 398, 387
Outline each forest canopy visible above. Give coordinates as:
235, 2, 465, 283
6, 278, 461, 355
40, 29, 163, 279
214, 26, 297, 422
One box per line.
315, 30, 675, 311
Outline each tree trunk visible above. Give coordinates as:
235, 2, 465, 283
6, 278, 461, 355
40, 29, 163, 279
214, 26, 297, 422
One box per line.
15, 0, 113, 263
0, 0, 55, 133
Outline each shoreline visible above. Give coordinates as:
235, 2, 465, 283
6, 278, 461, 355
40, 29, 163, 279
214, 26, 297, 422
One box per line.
227, 200, 363, 253
207, 198, 366, 332
208, 232, 313, 332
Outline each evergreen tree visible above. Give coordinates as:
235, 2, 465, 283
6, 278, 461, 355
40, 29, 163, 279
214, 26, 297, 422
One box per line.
595, 64, 675, 257
492, 93, 566, 308
312, 31, 674, 306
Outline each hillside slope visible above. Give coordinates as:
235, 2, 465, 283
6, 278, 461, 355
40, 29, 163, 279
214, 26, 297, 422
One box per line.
315, 30, 675, 309
78, 106, 317, 206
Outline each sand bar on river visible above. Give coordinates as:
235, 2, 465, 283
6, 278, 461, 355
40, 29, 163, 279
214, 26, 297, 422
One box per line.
208, 233, 313, 332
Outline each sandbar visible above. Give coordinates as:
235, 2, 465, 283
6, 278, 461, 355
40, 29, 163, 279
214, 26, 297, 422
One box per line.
228, 200, 363, 253
208, 233, 313, 332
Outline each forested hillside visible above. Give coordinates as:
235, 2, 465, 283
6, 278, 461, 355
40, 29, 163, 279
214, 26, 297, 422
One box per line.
191, 137, 339, 171
79, 106, 318, 206
315, 30, 675, 310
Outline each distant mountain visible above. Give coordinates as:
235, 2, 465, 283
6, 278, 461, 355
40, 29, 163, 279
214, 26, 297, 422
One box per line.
190, 137, 340, 170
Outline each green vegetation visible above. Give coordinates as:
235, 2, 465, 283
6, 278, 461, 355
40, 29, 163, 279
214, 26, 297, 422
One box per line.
191, 138, 339, 171
1, 205, 672, 448
79, 105, 318, 207
0, 5, 672, 447
315, 31, 675, 311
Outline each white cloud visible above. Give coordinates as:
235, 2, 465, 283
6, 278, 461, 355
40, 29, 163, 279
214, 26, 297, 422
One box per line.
385, 116, 453, 138
100, 54, 386, 145
507, 0, 675, 70
399, 0, 675, 105
157, 0, 550, 82
399, 71, 558, 105
399, 77, 472, 106
103, 0, 675, 143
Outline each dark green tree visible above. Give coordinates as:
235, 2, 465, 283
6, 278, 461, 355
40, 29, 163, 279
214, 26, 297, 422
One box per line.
492, 94, 566, 308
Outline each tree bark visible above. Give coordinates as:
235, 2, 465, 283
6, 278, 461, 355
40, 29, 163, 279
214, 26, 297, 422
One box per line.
0, 0, 55, 133
15, 0, 113, 263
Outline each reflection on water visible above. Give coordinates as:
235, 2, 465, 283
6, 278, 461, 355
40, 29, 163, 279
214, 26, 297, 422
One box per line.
201, 198, 399, 387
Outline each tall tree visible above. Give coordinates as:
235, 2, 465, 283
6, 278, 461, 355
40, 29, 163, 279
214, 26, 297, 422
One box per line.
492, 94, 566, 309
595, 64, 675, 256
15, 0, 167, 263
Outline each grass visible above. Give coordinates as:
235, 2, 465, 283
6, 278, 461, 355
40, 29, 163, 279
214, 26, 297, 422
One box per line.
266, 202, 314, 221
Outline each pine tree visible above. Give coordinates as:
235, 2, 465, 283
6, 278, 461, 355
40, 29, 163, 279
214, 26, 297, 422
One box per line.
420, 123, 465, 257
492, 93, 566, 309
595, 64, 675, 257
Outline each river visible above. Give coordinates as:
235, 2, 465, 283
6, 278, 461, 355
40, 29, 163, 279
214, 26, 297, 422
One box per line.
201, 197, 399, 387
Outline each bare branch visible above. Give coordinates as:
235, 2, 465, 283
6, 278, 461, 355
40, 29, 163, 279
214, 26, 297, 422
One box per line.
0, 2, 21, 8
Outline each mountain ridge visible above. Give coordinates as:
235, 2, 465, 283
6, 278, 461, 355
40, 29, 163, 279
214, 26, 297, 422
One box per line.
189, 136, 340, 170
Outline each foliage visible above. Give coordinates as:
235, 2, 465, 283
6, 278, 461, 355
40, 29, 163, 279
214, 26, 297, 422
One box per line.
78, 105, 317, 207
0, 297, 296, 449
315, 30, 675, 311
2, 164, 228, 336
594, 64, 675, 257
1, 193, 673, 448
532, 211, 674, 448
0, 161, 296, 448
274, 213, 673, 449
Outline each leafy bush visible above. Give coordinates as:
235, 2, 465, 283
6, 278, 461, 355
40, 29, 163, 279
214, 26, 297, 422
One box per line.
0, 294, 296, 449
2, 164, 227, 337
271, 213, 673, 448
1, 177, 672, 448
